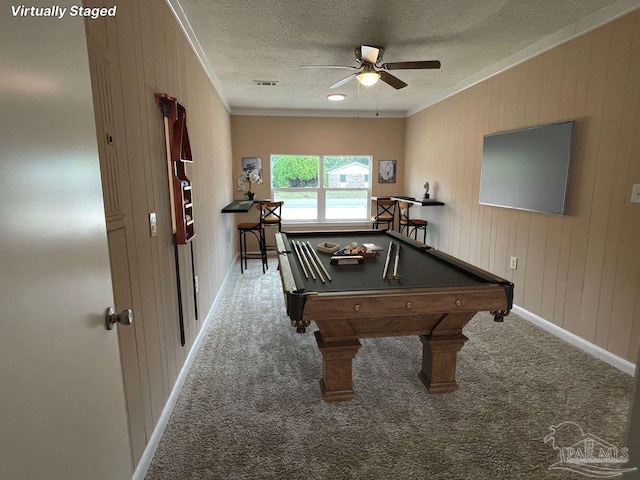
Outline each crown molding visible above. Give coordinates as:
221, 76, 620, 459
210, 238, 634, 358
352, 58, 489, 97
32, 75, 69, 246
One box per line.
229, 107, 407, 118
408, 0, 640, 116
164, 0, 230, 112
166, 0, 640, 119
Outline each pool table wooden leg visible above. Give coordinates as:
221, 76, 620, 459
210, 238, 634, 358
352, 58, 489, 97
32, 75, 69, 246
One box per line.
314, 331, 361, 402
418, 333, 468, 393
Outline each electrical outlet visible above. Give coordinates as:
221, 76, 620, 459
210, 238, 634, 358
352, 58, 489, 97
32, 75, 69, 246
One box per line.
194, 276, 199, 293
149, 212, 157, 237
631, 184, 640, 204
509, 256, 518, 270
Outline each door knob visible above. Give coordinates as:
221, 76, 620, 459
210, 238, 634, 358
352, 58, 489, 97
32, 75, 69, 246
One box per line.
105, 307, 133, 330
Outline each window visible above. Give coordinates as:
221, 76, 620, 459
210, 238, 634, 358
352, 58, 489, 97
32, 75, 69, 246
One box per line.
271, 155, 372, 222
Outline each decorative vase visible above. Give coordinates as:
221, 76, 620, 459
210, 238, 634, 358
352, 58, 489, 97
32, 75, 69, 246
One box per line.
246, 191, 255, 200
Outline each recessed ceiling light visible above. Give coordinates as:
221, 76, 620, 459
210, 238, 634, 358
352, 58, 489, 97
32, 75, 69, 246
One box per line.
327, 93, 346, 101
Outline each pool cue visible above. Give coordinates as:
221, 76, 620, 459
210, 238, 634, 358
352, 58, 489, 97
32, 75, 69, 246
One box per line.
298, 241, 317, 280
306, 241, 331, 281
300, 242, 322, 282
292, 241, 309, 278
301, 242, 325, 283
295, 241, 315, 280
382, 241, 394, 279
393, 244, 401, 277
190, 241, 198, 321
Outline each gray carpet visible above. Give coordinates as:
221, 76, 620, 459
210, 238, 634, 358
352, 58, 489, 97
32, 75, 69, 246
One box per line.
145, 258, 634, 480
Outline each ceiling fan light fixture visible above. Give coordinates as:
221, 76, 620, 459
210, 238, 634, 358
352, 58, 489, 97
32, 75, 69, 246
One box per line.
356, 71, 380, 86
327, 93, 346, 101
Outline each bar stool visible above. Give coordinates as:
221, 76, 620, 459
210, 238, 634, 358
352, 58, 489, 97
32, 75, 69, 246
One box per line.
398, 201, 428, 243
371, 198, 397, 230
237, 210, 267, 274
259, 201, 284, 252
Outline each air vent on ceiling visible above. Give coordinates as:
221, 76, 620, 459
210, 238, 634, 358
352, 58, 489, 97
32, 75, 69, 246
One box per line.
253, 80, 278, 86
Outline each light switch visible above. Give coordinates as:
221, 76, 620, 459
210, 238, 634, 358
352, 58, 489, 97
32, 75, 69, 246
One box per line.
631, 184, 640, 204
149, 212, 158, 237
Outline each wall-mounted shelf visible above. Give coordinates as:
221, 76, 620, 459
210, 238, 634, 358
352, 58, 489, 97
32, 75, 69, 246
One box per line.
371, 196, 445, 207
155, 92, 200, 346
155, 93, 195, 244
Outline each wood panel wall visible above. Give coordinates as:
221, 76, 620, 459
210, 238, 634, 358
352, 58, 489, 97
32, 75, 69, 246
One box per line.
405, 11, 640, 362
85, 0, 234, 467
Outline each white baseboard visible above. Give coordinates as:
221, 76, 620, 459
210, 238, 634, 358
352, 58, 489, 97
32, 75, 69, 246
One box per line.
132, 262, 235, 480
512, 305, 636, 377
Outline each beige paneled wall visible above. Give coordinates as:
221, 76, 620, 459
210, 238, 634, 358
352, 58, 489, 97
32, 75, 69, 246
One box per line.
85, 0, 234, 467
405, 11, 640, 362
231, 115, 407, 201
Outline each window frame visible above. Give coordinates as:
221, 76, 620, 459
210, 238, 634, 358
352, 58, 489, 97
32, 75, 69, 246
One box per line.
270, 154, 373, 224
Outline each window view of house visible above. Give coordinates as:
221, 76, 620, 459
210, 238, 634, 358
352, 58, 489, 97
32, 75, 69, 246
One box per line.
271, 155, 371, 221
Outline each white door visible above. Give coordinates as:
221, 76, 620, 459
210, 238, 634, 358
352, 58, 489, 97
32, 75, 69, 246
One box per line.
0, 4, 133, 480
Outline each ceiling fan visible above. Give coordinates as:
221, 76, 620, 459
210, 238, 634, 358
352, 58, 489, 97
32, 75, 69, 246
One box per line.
302, 45, 441, 90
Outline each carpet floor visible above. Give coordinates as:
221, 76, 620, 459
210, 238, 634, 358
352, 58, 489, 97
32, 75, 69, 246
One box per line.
145, 258, 634, 480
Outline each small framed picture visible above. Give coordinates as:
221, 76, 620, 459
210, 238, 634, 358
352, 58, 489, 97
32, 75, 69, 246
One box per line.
242, 157, 262, 180
378, 160, 396, 183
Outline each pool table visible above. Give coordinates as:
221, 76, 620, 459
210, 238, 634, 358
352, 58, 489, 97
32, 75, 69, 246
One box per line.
275, 229, 514, 402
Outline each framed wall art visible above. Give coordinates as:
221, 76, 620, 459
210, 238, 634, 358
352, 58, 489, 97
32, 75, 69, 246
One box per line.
378, 159, 396, 183
242, 157, 262, 179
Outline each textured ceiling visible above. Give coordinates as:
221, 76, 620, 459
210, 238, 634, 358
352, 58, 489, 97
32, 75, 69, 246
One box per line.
170, 0, 640, 117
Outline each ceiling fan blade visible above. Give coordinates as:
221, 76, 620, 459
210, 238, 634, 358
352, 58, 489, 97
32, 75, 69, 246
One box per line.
329, 73, 358, 89
379, 70, 407, 90
301, 65, 358, 70
361, 45, 380, 64
381, 60, 441, 70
